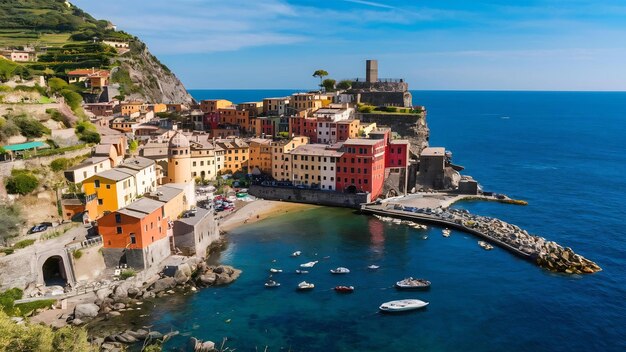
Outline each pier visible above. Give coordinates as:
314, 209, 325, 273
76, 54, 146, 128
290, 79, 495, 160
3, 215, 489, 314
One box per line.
360, 202, 601, 274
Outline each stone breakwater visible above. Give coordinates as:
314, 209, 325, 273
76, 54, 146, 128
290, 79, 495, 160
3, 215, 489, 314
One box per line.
361, 204, 602, 274
69, 257, 241, 351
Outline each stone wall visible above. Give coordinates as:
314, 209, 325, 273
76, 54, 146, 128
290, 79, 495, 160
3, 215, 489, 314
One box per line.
173, 209, 219, 257
249, 185, 370, 208
72, 244, 107, 282
351, 81, 408, 92
101, 235, 172, 270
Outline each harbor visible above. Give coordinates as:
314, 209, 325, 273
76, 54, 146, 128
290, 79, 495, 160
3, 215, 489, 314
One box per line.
360, 198, 602, 274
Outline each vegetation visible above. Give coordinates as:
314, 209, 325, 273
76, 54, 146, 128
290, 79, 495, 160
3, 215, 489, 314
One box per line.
11, 114, 50, 138
129, 139, 139, 155
75, 120, 100, 144
312, 69, 329, 88
0, 57, 33, 81
50, 157, 70, 172
322, 78, 336, 92
13, 239, 35, 249
0, 205, 24, 246
120, 269, 136, 280
0, 116, 20, 142
47, 77, 68, 94
357, 104, 423, 115
0, 310, 94, 351
72, 249, 82, 259
337, 80, 352, 90
5, 172, 39, 195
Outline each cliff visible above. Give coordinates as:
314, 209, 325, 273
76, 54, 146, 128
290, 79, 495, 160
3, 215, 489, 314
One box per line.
110, 41, 194, 104
357, 111, 430, 157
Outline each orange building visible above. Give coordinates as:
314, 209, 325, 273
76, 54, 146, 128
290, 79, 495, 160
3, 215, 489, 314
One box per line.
98, 198, 171, 270
120, 101, 147, 116
218, 107, 249, 131
248, 138, 273, 174
200, 99, 232, 113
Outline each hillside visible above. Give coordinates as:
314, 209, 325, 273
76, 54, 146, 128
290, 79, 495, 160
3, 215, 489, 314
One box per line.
0, 0, 193, 104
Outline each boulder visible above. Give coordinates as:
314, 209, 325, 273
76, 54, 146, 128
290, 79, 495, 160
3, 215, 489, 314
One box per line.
107, 311, 122, 318
112, 282, 133, 300
174, 263, 192, 284
113, 303, 126, 310
127, 287, 141, 298
73, 303, 99, 319
96, 287, 113, 301
190, 337, 216, 352
198, 273, 217, 286
151, 277, 177, 293
116, 332, 138, 344
71, 318, 84, 326
147, 331, 163, 340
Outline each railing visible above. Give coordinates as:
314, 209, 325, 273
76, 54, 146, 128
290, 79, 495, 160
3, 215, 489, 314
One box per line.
66, 236, 102, 251
345, 78, 405, 83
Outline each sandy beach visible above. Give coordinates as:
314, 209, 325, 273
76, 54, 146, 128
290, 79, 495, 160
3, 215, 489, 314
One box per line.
218, 199, 318, 232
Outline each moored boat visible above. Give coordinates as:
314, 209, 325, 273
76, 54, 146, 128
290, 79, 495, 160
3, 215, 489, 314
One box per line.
330, 267, 350, 274
295, 269, 309, 274
297, 281, 314, 290
395, 277, 431, 290
368, 264, 380, 270
300, 261, 318, 268
379, 299, 428, 312
291, 251, 302, 257
442, 228, 451, 237
269, 268, 282, 273
478, 241, 494, 250
265, 280, 280, 288
334, 285, 355, 293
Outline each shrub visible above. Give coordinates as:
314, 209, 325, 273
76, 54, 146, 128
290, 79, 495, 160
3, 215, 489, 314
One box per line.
12, 115, 50, 138
72, 249, 82, 259
79, 130, 100, 143
0, 205, 23, 246
12, 299, 56, 317
359, 106, 373, 113
60, 89, 83, 112
13, 239, 35, 249
50, 157, 70, 172
5, 173, 39, 195
120, 269, 136, 280
47, 77, 68, 94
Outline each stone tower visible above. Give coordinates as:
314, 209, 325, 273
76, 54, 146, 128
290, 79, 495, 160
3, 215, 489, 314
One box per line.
167, 132, 192, 184
366, 59, 378, 83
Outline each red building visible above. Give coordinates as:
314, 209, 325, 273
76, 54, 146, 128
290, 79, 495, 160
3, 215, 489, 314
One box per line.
385, 140, 410, 168
336, 138, 386, 199
289, 116, 318, 142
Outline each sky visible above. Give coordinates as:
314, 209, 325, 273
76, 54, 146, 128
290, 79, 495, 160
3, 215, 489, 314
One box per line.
75, 0, 626, 90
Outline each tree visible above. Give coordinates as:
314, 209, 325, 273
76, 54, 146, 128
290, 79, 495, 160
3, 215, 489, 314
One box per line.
129, 140, 139, 156
337, 80, 352, 90
0, 205, 24, 246
322, 78, 336, 92
5, 173, 39, 195
312, 69, 328, 88
50, 158, 70, 172
12, 115, 50, 138
47, 78, 68, 94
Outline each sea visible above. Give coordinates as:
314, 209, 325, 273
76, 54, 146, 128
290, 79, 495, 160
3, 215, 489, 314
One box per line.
142, 90, 626, 351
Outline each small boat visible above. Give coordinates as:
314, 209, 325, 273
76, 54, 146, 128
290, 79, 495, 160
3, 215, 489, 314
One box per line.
297, 281, 314, 290
264, 280, 280, 288
330, 267, 350, 274
291, 251, 302, 257
368, 265, 380, 270
395, 277, 431, 290
442, 228, 451, 237
478, 241, 494, 250
334, 285, 355, 293
300, 261, 318, 268
379, 299, 428, 313
269, 268, 282, 273
295, 270, 309, 274
392, 219, 402, 225
413, 224, 427, 230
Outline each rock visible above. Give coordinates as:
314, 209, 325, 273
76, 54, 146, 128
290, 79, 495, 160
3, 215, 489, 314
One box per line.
174, 263, 192, 284
117, 332, 138, 343
127, 329, 149, 339
113, 303, 126, 310
212, 266, 224, 274
72, 318, 84, 326
101, 342, 117, 350
73, 303, 99, 319
90, 337, 104, 347
107, 311, 122, 317
151, 277, 177, 293
148, 331, 163, 340
143, 291, 156, 299
190, 337, 216, 352
96, 287, 113, 301
198, 273, 217, 286
127, 287, 141, 298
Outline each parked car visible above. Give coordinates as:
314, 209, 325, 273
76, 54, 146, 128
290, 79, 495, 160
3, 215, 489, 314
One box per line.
27, 222, 53, 234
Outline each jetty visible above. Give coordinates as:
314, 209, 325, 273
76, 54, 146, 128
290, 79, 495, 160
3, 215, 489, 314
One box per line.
361, 202, 601, 274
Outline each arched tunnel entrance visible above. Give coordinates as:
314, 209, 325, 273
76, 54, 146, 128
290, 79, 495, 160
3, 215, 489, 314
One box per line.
42, 256, 67, 287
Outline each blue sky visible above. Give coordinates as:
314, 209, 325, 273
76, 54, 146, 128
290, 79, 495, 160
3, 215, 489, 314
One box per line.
75, 0, 626, 90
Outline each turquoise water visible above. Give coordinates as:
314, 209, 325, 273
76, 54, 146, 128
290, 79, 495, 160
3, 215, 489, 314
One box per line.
147, 91, 626, 351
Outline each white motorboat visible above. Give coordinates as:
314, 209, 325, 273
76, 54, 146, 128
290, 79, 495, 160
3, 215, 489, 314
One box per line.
413, 224, 427, 230
392, 219, 402, 225
300, 261, 318, 268
297, 281, 314, 290
295, 270, 309, 274
395, 277, 431, 289
330, 267, 350, 274
478, 241, 494, 250
379, 299, 428, 312
269, 268, 283, 273
442, 228, 451, 237
264, 280, 280, 288
368, 265, 380, 270
291, 251, 302, 257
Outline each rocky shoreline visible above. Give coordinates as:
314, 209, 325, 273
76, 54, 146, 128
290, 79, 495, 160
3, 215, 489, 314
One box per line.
68, 255, 241, 351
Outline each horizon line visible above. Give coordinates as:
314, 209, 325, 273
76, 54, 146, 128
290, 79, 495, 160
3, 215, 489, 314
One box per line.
187, 88, 626, 93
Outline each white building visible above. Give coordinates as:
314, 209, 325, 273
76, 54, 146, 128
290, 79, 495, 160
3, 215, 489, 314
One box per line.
118, 156, 157, 196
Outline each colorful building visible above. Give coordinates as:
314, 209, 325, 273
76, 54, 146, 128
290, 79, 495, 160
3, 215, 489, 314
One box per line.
289, 116, 319, 143
215, 138, 249, 173
290, 144, 343, 190
336, 138, 387, 199
83, 169, 138, 219
263, 97, 290, 116
200, 99, 232, 113
248, 138, 273, 175
271, 136, 309, 181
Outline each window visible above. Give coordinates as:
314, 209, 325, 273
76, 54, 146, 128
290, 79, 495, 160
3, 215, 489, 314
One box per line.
116, 226, 122, 234
130, 234, 136, 244
98, 199, 103, 205
193, 161, 197, 166
95, 180, 100, 188
115, 214, 121, 223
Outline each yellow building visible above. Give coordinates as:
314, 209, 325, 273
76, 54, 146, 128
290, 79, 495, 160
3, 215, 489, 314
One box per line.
271, 136, 309, 181
290, 144, 343, 190
248, 138, 273, 175
167, 132, 192, 184
290, 93, 332, 113
200, 99, 233, 113
146, 185, 188, 220
120, 101, 147, 116
188, 135, 225, 181
83, 169, 138, 219
215, 138, 249, 173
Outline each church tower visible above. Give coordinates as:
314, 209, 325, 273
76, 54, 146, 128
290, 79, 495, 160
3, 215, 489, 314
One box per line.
167, 132, 192, 184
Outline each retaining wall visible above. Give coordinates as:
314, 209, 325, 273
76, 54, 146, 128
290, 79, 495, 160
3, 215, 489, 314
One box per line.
249, 185, 370, 208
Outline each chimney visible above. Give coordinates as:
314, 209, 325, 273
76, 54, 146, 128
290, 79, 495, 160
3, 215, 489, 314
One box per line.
366, 60, 378, 83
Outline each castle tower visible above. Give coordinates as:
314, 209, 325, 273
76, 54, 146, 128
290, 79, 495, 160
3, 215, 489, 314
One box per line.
167, 132, 192, 184
366, 59, 378, 83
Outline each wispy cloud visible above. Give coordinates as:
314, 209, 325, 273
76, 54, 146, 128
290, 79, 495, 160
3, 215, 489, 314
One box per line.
343, 0, 395, 10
